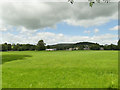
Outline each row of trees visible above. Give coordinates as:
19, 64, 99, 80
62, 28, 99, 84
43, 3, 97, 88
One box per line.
0, 40, 120, 51
1, 40, 45, 51
47, 41, 120, 50
48, 44, 120, 50
90, 44, 119, 50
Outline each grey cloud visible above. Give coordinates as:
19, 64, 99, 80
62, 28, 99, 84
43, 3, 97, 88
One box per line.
0, 2, 118, 29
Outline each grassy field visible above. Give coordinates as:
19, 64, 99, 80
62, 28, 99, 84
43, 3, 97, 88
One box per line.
2, 51, 118, 88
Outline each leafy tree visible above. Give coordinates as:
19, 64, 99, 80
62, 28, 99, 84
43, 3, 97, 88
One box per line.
12, 43, 21, 51
78, 45, 84, 50
118, 39, 120, 50
46, 45, 50, 49
68, 0, 110, 7
110, 44, 118, 50
24, 44, 31, 50
2, 43, 8, 51
90, 44, 100, 50
36, 40, 46, 50
2, 44, 7, 51
0, 44, 2, 51
7, 44, 11, 51
104, 44, 118, 50
29, 45, 36, 51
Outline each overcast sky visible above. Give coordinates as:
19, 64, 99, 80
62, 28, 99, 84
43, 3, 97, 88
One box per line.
0, 1, 118, 45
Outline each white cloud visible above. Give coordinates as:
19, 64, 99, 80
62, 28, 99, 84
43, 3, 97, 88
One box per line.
110, 25, 120, 31
1, 29, 118, 45
94, 28, 99, 33
0, 2, 118, 30
0, 27, 7, 31
84, 30, 91, 34
84, 28, 99, 34
0, 20, 7, 31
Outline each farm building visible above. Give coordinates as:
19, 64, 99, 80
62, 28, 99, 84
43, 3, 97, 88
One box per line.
74, 47, 79, 50
100, 47, 104, 50
68, 47, 79, 51
83, 47, 90, 50
46, 48, 56, 51
69, 48, 73, 51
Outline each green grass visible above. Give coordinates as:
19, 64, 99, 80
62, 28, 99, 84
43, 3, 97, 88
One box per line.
2, 51, 118, 88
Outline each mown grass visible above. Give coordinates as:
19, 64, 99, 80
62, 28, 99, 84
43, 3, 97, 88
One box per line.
2, 54, 31, 64
2, 51, 118, 88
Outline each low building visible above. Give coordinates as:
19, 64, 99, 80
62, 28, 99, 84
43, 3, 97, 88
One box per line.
69, 47, 79, 51
100, 47, 104, 50
74, 47, 79, 50
84, 47, 90, 50
46, 48, 56, 51
69, 48, 73, 51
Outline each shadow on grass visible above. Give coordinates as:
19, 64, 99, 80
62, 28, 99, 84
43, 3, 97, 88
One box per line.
1, 54, 32, 64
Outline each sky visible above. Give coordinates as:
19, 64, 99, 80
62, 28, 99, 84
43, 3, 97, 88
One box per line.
0, 1, 119, 45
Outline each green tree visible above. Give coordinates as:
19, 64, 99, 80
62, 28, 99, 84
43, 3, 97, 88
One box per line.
110, 44, 118, 50
78, 45, 84, 50
12, 44, 18, 51
118, 39, 120, 50
68, 0, 110, 7
46, 45, 50, 49
36, 40, 46, 50
0, 44, 2, 51
7, 44, 11, 51
90, 44, 100, 50
2, 43, 8, 51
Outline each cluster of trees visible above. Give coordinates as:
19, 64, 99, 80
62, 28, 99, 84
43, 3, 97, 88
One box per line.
0, 40, 120, 51
68, 0, 110, 7
0, 40, 45, 51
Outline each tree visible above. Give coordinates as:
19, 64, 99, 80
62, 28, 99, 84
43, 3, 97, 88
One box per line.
103, 44, 118, 50
78, 45, 84, 50
12, 44, 17, 51
0, 44, 2, 51
2, 43, 8, 51
110, 44, 118, 50
68, 0, 110, 7
7, 44, 11, 51
104, 45, 111, 50
118, 39, 120, 50
2, 44, 7, 51
90, 44, 100, 50
36, 40, 46, 50
46, 45, 50, 49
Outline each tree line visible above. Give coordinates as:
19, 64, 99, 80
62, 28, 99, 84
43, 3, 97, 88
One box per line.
1, 40, 45, 51
0, 40, 120, 51
47, 41, 120, 50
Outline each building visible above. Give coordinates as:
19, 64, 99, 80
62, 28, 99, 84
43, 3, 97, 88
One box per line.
83, 45, 90, 50
69, 48, 73, 51
83, 47, 90, 50
74, 47, 79, 50
100, 47, 104, 50
46, 48, 56, 51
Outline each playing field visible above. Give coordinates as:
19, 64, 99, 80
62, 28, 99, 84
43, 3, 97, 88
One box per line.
2, 51, 118, 88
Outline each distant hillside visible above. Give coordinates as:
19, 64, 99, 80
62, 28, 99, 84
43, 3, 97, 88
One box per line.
75, 42, 99, 45
49, 42, 99, 46
47, 42, 101, 50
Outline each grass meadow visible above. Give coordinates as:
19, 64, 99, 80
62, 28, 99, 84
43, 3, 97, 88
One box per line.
2, 51, 118, 88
